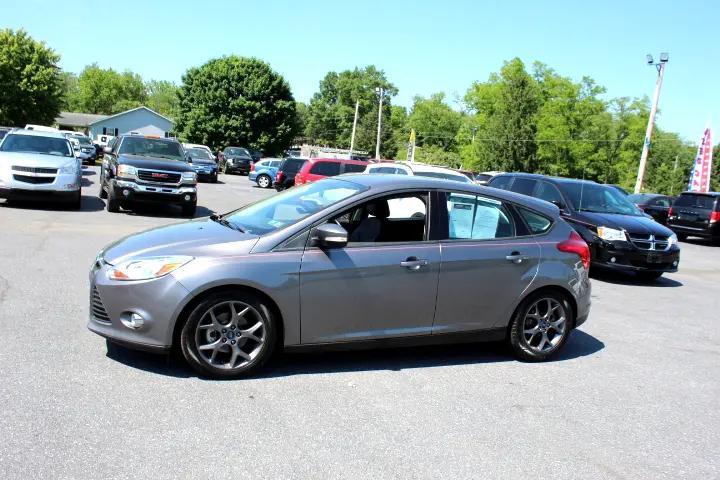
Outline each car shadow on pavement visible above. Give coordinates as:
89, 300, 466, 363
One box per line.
591, 270, 683, 287
682, 238, 719, 247
104, 330, 604, 380
123, 204, 215, 219
0, 195, 106, 212
82, 169, 96, 176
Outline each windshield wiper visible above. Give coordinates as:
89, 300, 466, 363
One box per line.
210, 214, 245, 233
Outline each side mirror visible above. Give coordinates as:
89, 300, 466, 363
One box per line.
312, 223, 348, 249
103, 147, 112, 154
551, 200, 566, 211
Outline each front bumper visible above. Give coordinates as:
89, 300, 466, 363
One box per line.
194, 169, 217, 181
0, 171, 81, 200
224, 161, 250, 174
591, 239, 680, 272
87, 260, 191, 351
111, 179, 197, 205
668, 222, 720, 239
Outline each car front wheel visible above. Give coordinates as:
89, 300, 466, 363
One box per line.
508, 292, 572, 362
180, 292, 277, 379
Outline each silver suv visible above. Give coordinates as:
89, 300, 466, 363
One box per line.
88, 175, 592, 379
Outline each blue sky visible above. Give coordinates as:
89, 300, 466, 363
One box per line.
3, 0, 718, 141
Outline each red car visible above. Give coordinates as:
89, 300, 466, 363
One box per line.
293, 158, 368, 186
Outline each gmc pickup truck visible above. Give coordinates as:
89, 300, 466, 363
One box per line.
99, 135, 198, 217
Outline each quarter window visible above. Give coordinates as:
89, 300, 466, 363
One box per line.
518, 207, 553, 234
343, 163, 366, 173
446, 193, 516, 240
536, 182, 564, 205
510, 178, 538, 196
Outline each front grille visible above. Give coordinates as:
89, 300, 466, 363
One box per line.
91, 286, 111, 323
137, 170, 182, 184
12, 166, 57, 174
627, 233, 670, 251
13, 174, 54, 184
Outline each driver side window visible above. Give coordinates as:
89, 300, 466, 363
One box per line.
330, 192, 429, 245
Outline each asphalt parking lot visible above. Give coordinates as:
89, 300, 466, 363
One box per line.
1, 166, 719, 479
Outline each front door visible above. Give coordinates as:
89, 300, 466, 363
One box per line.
432, 191, 541, 333
299, 192, 440, 344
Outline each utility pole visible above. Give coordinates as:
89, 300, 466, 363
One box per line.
349, 100, 359, 158
634, 52, 669, 194
671, 154, 679, 195
375, 87, 384, 159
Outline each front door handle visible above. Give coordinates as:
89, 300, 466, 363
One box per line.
400, 257, 428, 270
505, 252, 529, 264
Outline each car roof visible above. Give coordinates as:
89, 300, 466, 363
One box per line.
340, 174, 560, 217
495, 172, 599, 186
120, 134, 179, 142
10, 129, 66, 139
679, 191, 720, 196
309, 157, 368, 164
368, 161, 467, 176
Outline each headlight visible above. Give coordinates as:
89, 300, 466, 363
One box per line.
596, 226, 627, 242
668, 233, 678, 247
117, 164, 137, 179
182, 171, 197, 183
107, 255, 193, 281
59, 161, 79, 174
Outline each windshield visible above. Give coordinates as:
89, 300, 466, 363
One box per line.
0, 134, 73, 157
414, 171, 472, 183
223, 178, 365, 235
226, 147, 250, 157
280, 159, 307, 174
119, 137, 184, 161
627, 194, 656, 204
187, 148, 213, 160
71, 135, 92, 146
560, 182, 642, 216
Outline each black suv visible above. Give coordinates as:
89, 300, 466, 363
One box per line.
220, 147, 254, 175
667, 192, 720, 241
274, 157, 308, 191
488, 173, 680, 280
99, 135, 198, 217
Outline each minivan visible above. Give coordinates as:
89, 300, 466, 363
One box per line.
293, 158, 368, 186
667, 192, 720, 241
488, 173, 680, 280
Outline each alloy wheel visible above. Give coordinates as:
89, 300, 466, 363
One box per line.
194, 301, 266, 370
258, 175, 270, 188
522, 298, 566, 353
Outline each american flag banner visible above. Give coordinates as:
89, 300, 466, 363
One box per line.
688, 127, 713, 192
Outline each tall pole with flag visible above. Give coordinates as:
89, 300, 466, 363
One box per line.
407, 129, 416, 162
687, 127, 713, 192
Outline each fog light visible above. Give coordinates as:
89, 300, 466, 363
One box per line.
610, 257, 616, 263
672, 260, 678, 266
184, 194, 191, 201
123, 189, 130, 197
120, 312, 144, 330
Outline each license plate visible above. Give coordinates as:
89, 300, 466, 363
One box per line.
647, 253, 662, 263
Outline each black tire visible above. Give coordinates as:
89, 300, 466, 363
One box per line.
211, 174, 218, 183
106, 192, 120, 213
99, 175, 108, 199
676, 233, 688, 242
182, 203, 197, 218
70, 190, 82, 210
508, 291, 573, 362
256, 174, 271, 189
636, 271, 663, 281
180, 291, 277, 379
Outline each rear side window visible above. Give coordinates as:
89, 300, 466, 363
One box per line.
518, 207, 553, 234
371, 166, 397, 174
674, 194, 717, 210
650, 197, 672, 207
488, 175, 512, 190
343, 163, 366, 173
446, 192, 516, 240
510, 178, 538, 196
281, 159, 305, 173
310, 161, 341, 176
536, 182, 564, 205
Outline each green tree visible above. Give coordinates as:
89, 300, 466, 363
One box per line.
305, 66, 397, 157
407, 93, 462, 151
0, 29, 64, 126
175, 56, 296, 154
294, 101, 309, 139
146, 80, 179, 119
71, 64, 147, 114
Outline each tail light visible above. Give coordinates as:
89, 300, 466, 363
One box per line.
250, 162, 255, 172
710, 211, 720, 223
667, 207, 673, 218
295, 173, 306, 185
276, 171, 284, 182
557, 231, 590, 270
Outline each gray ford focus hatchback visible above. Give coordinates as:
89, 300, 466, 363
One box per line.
89, 175, 592, 379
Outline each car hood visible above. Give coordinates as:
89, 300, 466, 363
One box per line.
118, 154, 193, 172
102, 218, 260, 265
573, 211, 673, 235
0, 152, 76, 169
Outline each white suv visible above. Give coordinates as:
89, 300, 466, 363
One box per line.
364, 161, 472, 184
0, 129, 82, 209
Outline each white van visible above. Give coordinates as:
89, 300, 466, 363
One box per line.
364, 161, 472, 184
25, 124, 60, 133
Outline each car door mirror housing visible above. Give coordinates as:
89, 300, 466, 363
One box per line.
551, 200, 566, 211
312, 223, 348, 248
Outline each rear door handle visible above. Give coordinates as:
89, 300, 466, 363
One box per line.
400, 258, 429, 270
505, 252, 529, 264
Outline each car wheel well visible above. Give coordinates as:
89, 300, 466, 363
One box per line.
506, 285, 578, 335
171, 284, 285, 352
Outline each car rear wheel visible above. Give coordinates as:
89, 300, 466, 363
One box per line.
182, 203, 197, 218
676, 233, 688, 241
180, 292, 277, 379
256, 174, 271, 188
509, 292, 572, 361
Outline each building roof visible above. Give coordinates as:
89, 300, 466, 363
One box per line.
93, 106, 173, 125
56, 112, 109, 127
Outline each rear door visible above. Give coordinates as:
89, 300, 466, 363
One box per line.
432, 191, 541, 333
672, 193, 718, 228
307, 161, 341, 183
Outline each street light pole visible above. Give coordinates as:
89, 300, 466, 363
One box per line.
634, 53, 669, 194
375, 87, 384, 159
349, 100, 359, 158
